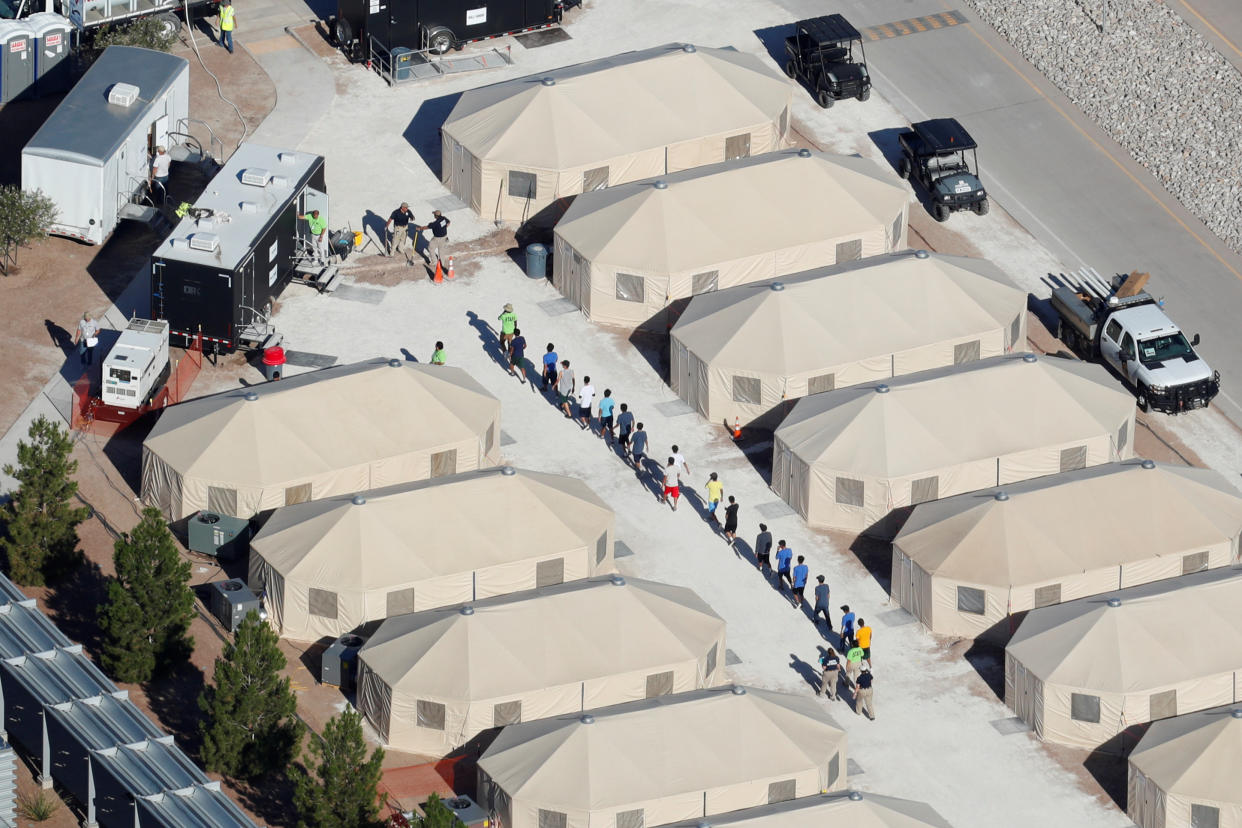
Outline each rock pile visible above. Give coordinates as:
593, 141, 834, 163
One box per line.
964, 0, 1242, 253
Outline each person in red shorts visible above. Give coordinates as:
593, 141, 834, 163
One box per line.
661, 457, 681, 511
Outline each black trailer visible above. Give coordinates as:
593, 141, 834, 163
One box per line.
150, 143, 326, 353
333, 0, 563, 61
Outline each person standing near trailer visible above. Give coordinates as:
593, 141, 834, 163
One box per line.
299, 209, 329, 261
219, 0, 236, 53
386, 202, 415, 262
149, 146, 171, 203
74, 312, 101, 368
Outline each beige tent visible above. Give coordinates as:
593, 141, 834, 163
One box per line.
771, 353, 1136, 534
441, 43, 791, 222
356, 576, 727, 756
1128, 704, 1242, 828
248, 467, 614, 641
552, 149, 909, 329
661, 791, 954, 828
1005, 567, 1242, 749
670, 250, 1026, 426
476, 685, 847, 828
892, 460, 1242, 640
141, 359, 501, 521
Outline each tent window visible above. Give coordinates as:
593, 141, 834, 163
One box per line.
1150, 689, 1177, 720
484, 423, 495, 455
835, 477, 864, 507
536, 558, 565, 588
835, 239, 862, 263
911, 476, 939, 505
956, 586, 985, 615
284, 483, 311, 506
583, 166, 609, 192
1010, 314, 1022, 350
493, 700, 522, 727
827, 752, 840, 788
615, 273, 645, 303
430, 449, 457, 478
1182, 551, 1209, 575
645, 670, 674, 698
954, 340, 981, 364
508, 170, 536, 199
1070, 693, 1100, 723
595, 532, 608, 566
891, 213, 902, 249
386, 588, 415, 617
1033, 583, 1061, 608
1059, 445, 1087, 473
1192, 804, 1221, 828
808, 373, 835, 395
207, 486, 237, 517
538, 810, 568, 828
705, 642, 718, 676
732, 375, 761, 405
416, 700, 446, 730
725, 133, 751, 160
617, 809, 644, 828
767, 779, 796, 804
308, 588, 338, 619
1117, 421, 1128, 453
691, 270, 719, 295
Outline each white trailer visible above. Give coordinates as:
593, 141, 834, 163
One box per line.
102, 318, 170, 409
21, 45, 189, 244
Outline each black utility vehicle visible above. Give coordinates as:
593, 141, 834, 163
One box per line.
897, 118, 989, 221
783, 14, 871, 108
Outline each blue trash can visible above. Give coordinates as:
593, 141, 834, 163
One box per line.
525, 243, 548, 280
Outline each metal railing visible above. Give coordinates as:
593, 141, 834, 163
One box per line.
174, 117, 227, 164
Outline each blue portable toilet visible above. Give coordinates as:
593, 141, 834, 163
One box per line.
0, 20, 36, 104
28, 13, 72, 97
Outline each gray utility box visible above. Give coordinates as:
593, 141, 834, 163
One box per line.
188, 510, 250, 559
210, 579, 261, 633
321, 634, 366, 690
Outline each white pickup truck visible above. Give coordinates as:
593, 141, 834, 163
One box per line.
1050, 268, 1219, 414
1, 0, 216, 37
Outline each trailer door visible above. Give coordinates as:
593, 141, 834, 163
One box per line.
151, 114, 169, 153
237, 253, 257, 331
524, 0, 553, 25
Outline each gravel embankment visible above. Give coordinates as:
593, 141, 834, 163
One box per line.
963, 0, 1242, 253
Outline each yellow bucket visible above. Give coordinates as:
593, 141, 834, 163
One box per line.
353, 231, 364, 247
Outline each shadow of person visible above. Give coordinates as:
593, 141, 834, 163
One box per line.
45, 318, 72, 353
362, 209, 389, 254
788, 652, 821, 693
465, 311, 509, 369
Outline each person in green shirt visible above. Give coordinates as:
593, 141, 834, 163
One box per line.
431, 341, 446, 366
298, 209, 328, 261
498, 303, 517, 349
845, 645, 866, 687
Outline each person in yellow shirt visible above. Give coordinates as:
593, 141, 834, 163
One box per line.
856, 619, 873, 666
704, 472, 724, 526
219, 0, 236, 54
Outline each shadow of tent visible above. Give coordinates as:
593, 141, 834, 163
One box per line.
404, 92, 463, 179
1084, 734, 1144, 811
515, 196, 576, 248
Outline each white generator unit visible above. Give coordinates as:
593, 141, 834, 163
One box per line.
103, 318, 169, 409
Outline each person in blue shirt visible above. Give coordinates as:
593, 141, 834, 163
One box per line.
616, 403, 634, 457
840, 605, 857, 650
598, 389, 616, 445
774, 540, 793, 594
541, 343, 558, 391
791, 555, 810, 608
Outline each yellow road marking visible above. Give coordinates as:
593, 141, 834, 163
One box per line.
910, 18, 928, 32
244, 35, 297, 55
1173, 0, 1242, 62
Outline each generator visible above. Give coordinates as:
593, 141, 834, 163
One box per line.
321, 633, 366, 690
187, 510, 250, 559
102, 318, 170, 410
209, 579, 261, 632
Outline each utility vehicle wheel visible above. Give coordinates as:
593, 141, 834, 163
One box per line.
857, 87, 871, 102
784, 60, 797, 79
933, 203, 950, 222
154, 11, 181, 37
816, 89, 834, 109
334, 17, 352, 48
426, 26, 454, 54
972, 199, 989, 216
898, 158, 911, 180
1136, 385, 1150, 413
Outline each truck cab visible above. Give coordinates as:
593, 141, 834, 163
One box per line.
1096, 302, 1217, 413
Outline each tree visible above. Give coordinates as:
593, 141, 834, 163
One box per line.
91, 17, 177, 53
98, 507, 195, 683
291, 707, 386, 828
198, 612, 301, 779
418, 795, 462, 828
0, 415, 87, 585
0, 186, 56, 276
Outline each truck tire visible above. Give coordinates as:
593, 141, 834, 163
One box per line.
933, 203, 950, 222
425, 25, 454, 54
857, 87, 871, 102
898, 158, 911, 180
154, 11, 181, 37
972, 199, 989, 216
333, 16, 352, 46
816, 88, 834, 109
1136, 385, 1150, 413
784, 60, 797, 79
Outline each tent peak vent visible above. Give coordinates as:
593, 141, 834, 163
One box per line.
770, 282, 785, 291
730, 685, 747, 695
1022, 353, 1038, 363
914, 249, 930, 259
875, 384, 890, 394
797, 148, 812, 158
993, 491, 1009, 502
696, 822, 712, 828
848, 791, 864, 801
459, 605, 475, 616
351, 495, 366, 506
243, 391, 259, 402
579, 714, 595, 724
1140, 459, 1156, 469
501, 466, 517, 476
610, 575, 626, 586
388, 358, 402, 367
540, 77, 556, 86
682, 43, 697, 53
1232, 709, 1242, 718
653, 180, 668, 190
1107, 597, 1122, 607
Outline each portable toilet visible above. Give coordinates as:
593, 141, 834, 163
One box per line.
0, 21, 36, 104
28, 13, 71, 97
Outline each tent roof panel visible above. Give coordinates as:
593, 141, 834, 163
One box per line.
660, 790, 954, 827
1130, 703, 1242, 802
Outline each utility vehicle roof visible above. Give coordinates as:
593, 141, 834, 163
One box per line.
796, 14, 863, 45
911, 118, 978, 154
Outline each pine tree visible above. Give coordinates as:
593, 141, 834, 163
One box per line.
98, 507, 195, 683
0, 415, 88, 585
198, 611, 301, 780
419, 794, 461, 828
291, 707, 386, 828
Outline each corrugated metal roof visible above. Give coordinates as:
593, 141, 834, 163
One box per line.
136, 783, 257, 827
92, 739, 207, 796
1, 646, 116, 703
0, 600, 73, 659
48, 693, 165, 751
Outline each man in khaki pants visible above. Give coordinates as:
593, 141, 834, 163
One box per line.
855, 668, 875, 720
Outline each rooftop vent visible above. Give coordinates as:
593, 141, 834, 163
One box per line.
240, 201, 258, 214
170, 238, 189, 250
500, 466, 516, 476
195, 216, 215, 231
994, 491, 1009, 502
351, 495, 366, 506
241, 168, 272, 187
731, 686, 747, 695
797, 148, 811, 158
770, 282, 785, 291
1107, 597, 1122, 608
277, 152, 298, 165
188, 233, 220, 253
914, 249, 930, 259
271, 175, 289, 188
1140, 459, 1156, 469
107, 83, 139, 107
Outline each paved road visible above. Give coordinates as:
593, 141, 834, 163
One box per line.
772, 0, 1242, 426
1168, 0, 1242, 72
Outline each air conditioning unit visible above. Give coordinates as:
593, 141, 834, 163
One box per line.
239, 201, 258, 214
188, 233, 220, 253
240, 168, 271, 187
107, 83, 139, 106
270, 175, 289, 188
187, 511, 249, 559
210, 579, 261, 633
321, 634, 366, 689
277, 152, 297, 165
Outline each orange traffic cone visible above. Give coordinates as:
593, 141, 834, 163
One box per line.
446, 256, 455, 279
732, 417, 742, 440
433, 259, 444, 283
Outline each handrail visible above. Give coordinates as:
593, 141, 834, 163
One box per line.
174, 118, 226, 164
